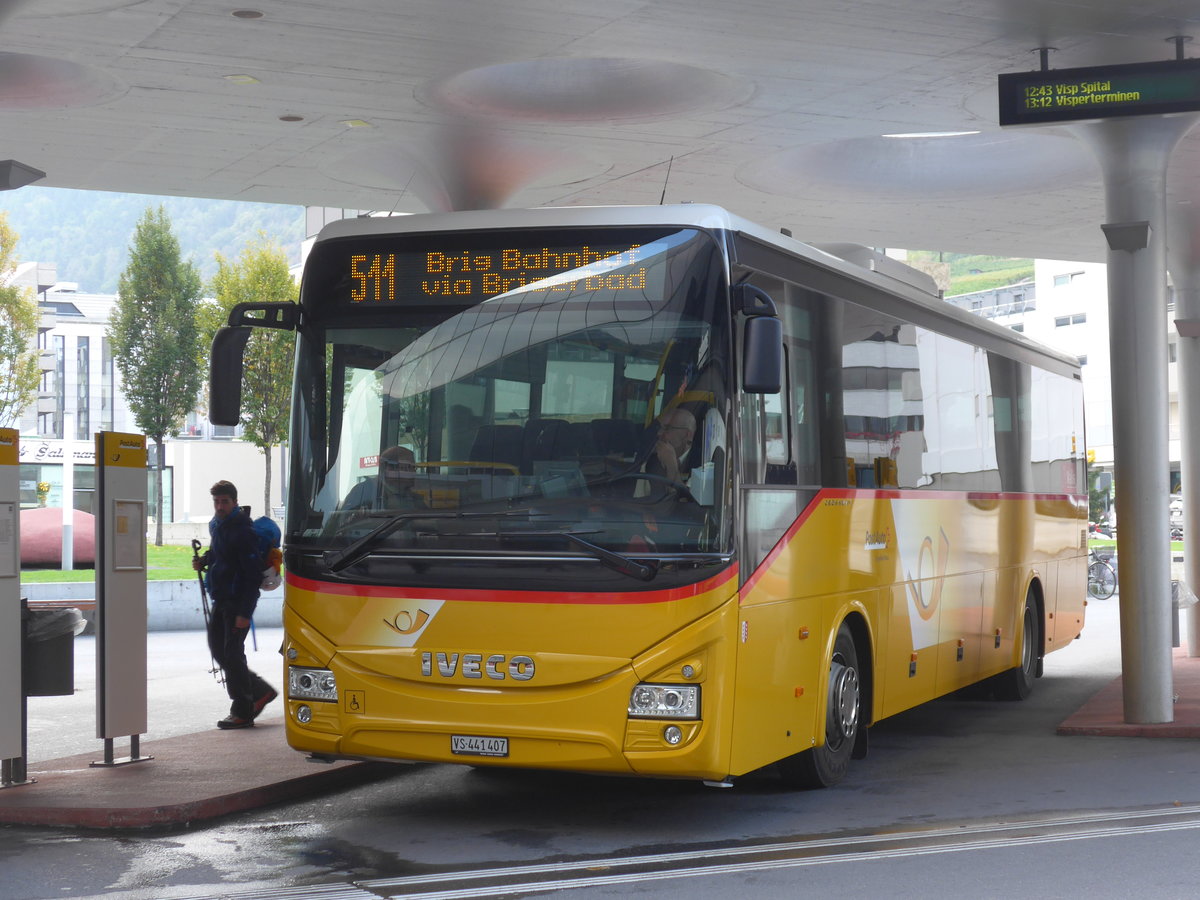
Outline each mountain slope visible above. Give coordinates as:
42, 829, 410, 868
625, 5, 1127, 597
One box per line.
0, 187, 305, 294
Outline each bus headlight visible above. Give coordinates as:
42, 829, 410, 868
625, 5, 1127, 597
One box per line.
288, 666, 338, 701
627, 684, 700, 719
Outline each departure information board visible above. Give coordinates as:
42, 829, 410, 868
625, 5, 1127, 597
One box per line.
998, 58, 1200, 126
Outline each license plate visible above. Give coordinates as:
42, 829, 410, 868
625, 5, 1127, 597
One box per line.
451, 734, 509, 757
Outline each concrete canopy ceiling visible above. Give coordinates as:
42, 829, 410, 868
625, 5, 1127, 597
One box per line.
5, 0, 1200, 261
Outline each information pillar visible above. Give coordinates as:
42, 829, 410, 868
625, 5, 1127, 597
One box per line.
0, 430, 22, 782
93, 431, 150, 766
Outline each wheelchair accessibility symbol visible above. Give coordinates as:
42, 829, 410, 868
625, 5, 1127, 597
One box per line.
344, 690, 365, 714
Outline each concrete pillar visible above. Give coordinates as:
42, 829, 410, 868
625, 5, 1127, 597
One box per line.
1073, 115, 1199, 722
1168, 203, 1200, 657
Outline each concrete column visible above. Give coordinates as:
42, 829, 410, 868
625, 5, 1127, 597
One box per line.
1073, 115, 1199, 723
1168, 203, 1200, 657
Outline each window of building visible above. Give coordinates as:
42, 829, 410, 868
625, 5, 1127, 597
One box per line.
1077, 355, 1087, 366
1011, 323, 1024, 333
1053, 271, 1083, 286
101, 337, 114, 432
18, 461, 171, 518
1055, 313, 1086, 327
76, 336, 90, 439
54, 334, 65, 439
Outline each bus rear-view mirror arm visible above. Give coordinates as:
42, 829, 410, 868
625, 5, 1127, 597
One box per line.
208, 302, 301, 426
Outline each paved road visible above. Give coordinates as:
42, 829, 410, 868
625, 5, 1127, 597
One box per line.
8, 594, 1200, 900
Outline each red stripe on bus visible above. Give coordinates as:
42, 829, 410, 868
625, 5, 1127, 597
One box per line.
286, 564, 738, 605
812, 487, 1085, 503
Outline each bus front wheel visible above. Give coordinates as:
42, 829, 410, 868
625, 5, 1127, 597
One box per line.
778, 622, 860, 789
993, 591, 1040, 701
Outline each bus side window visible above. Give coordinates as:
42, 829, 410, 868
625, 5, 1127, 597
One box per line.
763, 348, 795, 485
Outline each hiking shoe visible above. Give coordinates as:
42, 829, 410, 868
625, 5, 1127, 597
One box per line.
216, 714, 254, 730
252, 688, 278, 720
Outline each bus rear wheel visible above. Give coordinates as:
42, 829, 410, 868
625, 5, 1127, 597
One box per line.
994, 590, 1040, 701
778, 622, 860, 789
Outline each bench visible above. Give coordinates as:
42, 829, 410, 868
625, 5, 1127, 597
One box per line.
26, 597, 96, 612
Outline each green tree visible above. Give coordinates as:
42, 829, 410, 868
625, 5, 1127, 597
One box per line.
0, 214, 40, 429
109, 206, 203, 545
206, 237, 297, 517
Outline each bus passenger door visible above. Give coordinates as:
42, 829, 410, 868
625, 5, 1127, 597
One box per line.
729, 303, 821, 776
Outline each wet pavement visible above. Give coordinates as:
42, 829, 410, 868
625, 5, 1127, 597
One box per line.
1, 627, 396, 828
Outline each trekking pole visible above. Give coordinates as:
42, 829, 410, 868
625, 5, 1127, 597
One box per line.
192, 538, 224, 684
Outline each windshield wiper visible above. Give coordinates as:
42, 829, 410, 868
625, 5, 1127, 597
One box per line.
323, 508, 534, 573
510, 530, 656, 582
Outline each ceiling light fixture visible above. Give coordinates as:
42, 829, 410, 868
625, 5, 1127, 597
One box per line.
340, 119, 372, 128
224, 74, 260, 85
231, 9, 263, 19
881, 130, 981, 139
279, 115, 304, 122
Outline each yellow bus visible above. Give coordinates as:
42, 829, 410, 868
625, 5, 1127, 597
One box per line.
210, 205, 1086, 788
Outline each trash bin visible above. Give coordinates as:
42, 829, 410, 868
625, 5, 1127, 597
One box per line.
22, 605, 86, 697
1172, 581, 1199, 649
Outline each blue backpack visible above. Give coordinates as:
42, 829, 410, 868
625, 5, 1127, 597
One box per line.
252, 515, 281, 556
252, 515, 282, 590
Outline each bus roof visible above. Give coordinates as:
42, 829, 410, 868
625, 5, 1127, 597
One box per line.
314, 203, 744, 241
313, 204, 1079, 378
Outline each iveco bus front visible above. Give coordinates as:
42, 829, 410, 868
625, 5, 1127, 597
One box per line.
211, 206, 784, 783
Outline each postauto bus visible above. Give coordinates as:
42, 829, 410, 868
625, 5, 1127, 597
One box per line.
210, 204, 1086, 788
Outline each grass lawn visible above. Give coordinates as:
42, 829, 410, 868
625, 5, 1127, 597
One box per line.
21, 542, 200, 583
1091, 538, 1183, 554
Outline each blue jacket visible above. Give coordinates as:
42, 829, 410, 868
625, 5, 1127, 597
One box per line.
204, 508, 263, 619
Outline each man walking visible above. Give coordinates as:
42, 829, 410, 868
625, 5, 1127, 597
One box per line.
193, 480, 277, 729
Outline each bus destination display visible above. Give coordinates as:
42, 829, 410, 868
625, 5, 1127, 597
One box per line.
348, 243, 648, 304
998, 57, 1200, 126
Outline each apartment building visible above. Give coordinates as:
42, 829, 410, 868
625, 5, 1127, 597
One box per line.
5, 267, 284, 525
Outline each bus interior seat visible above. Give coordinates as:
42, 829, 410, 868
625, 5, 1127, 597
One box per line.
523, 418, 567, 472
590, 418, 638, 458
560, 422, 599, 460
468, 424, 523, 470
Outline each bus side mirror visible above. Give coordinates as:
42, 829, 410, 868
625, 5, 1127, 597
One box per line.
743, 315, 782, 394
209, 326, 252, 426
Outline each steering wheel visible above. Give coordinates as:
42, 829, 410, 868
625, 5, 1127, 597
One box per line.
603, 471, 697, 504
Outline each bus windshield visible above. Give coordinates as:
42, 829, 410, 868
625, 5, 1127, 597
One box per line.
289, 226, 732, 577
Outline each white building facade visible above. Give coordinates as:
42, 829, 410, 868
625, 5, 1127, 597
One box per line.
7, 274, 284, 527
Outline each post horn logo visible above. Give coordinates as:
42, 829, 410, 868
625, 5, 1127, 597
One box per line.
384, 608, 431, 635
907, 527, 950, 622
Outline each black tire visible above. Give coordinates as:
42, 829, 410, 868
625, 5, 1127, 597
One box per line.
779, 622, 860, 789
994, 591, 1040, 701
1087, 561, 1116, 600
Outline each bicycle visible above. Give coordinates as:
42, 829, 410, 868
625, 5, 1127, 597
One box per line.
1087, 550, 1117, 600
